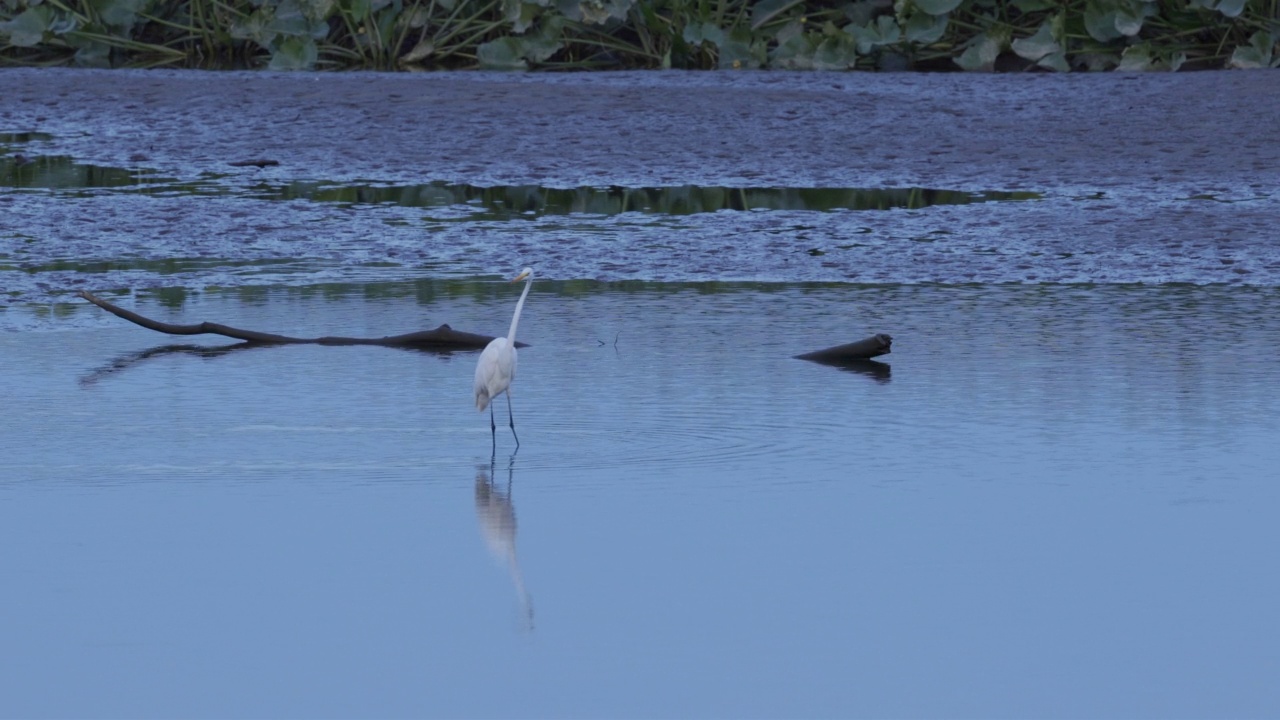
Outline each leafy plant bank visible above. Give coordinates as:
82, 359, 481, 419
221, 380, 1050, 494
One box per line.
1, 0, 1277, 71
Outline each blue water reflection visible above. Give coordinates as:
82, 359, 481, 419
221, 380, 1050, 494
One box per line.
1, 282, 1278, 718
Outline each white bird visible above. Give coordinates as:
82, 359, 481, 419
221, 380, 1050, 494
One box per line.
474, 267, 533, 449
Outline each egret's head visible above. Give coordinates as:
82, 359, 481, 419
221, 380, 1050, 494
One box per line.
511, 268, 533, 283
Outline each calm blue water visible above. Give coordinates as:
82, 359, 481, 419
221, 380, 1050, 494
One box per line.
2, 282, 1278, 718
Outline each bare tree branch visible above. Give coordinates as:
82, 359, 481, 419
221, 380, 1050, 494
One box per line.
78, 290, 524, 350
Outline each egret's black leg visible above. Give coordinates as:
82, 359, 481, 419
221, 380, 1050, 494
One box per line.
489, 403, 497, 451
507, 394, 520, 449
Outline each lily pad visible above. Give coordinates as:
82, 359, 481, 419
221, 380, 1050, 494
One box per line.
1113, 9, 1144, 36
1229, 31, 1275, 69
912, 0, 963, 16
812, 33, 858, 69
1083, 2, 1121, 42
954, 30, 1003, 71
0, 5, 52, 47
750, 0, 802, 30
1011, 21, 1058, 61
849, 15, 900, 55
268, 35, 318, 70
1116, 43, 1152, 71
717, 26, 762, 69
682, 21, 724, 48
1036, 50, 1070, 72
477, 36, 529, 69
1214, 0, 1247, 17
903, 11, 948, 45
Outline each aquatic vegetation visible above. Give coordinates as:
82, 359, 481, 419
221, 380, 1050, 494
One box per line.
0, 0, 1276, 70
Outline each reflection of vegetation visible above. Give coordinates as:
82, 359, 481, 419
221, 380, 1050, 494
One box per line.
261, 181, 1041, 216
0, 155, 166, 190
0, 132, 53, 144
0, 156, 1040, 217
0, 0, 1274, 70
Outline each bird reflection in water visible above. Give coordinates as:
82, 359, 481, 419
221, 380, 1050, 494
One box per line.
475, 456, 534, 630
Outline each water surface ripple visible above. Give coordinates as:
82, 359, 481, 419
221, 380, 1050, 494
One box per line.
3, 284, 1279, 717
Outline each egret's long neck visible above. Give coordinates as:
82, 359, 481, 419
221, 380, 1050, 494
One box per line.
506, 277, 532, 343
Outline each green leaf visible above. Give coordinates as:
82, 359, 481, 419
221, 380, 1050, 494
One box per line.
774, 18, 804, 45
848, 15, 899, 54
73, 40, 111, 66
1011, 0, 1054, 10
576, 0, 631, 25
875, 15, 899, 43
769, 25, 815, 69
812, 33, 857, 69
1113, 9, 1143, 36
268, 35, 318, 69
230, 6, 275, 45
718, 25, 762, 68
505, 0, 541, 33
1116, 43, 1152, 71
1010, 20, 1057, 61
682, 21, 724, 48
302, 0, 336, 18
0, 5, 52, 46
399, 37, 433, 64
912, 0, 963, 16
477, 36, 528, 69
1083, 2, 1120, 42
1036, 50, 1069, 72
267, 0, 313, 37
89, 0, 149, 29
954, 30, 1001, 71
521, 14, 563, 62
750, 0, 802, 30
1229, 31, 1274, 69
1214, 0, 1246, 17
48, 14, 79, 34
903, 10, 948, 45
551, 0, 580, 21
1078, 52, 1118, 71
838, 0, 874, 26
65, 28, 110, 66
343, 0, 370, 18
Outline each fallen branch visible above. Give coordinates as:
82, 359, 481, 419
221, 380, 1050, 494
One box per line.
794, 333, 892, 363
78, 290, 523, 350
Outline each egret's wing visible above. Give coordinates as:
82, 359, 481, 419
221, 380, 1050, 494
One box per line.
474, 338, 506, 410
476, 338, 521, 410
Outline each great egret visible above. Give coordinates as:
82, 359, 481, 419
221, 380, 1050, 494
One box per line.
474, 267, 533, 449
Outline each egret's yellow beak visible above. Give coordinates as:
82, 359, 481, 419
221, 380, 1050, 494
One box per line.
510, 270, 531, 283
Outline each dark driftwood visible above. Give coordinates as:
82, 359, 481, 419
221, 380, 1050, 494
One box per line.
78, 290, 524, 350
795, 333, 892, 363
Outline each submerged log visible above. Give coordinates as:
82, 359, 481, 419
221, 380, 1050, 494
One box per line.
77, 290, 524, 350
795, 333, 893, 362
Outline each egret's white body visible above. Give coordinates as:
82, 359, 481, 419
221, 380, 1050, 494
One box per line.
475, 268, 533, 448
